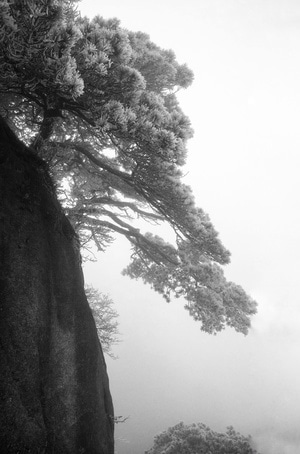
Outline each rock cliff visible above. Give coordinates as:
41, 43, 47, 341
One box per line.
0, 116, 114, 453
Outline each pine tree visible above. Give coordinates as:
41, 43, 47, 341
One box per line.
0, 0, 256, 335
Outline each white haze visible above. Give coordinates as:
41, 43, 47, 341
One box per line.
80, 1, 300, 453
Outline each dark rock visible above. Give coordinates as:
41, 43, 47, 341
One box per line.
0, 116, 114, 453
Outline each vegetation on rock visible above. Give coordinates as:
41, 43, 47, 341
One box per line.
86, 286, 120, 358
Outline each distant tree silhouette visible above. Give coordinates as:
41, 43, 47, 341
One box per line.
145, 422, 259, 454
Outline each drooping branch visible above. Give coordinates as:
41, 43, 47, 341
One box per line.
50, 140, 229, 264
83, 213, 179, 267
66, 143, 189, 235
69, 142, 133, 182
87, 197, 164, 221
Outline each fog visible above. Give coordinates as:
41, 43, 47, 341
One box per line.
80, 1, 300, 452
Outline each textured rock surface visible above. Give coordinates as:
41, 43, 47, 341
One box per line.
0, 117, 114, 453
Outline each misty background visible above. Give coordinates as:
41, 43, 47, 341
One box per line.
79, 1, 300, 453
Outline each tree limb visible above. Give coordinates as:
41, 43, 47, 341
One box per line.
88, 197, 164, 221
83, 214, 179, 266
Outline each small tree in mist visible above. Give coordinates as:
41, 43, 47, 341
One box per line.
86, 286, 120, 358
145, 422, 260, 454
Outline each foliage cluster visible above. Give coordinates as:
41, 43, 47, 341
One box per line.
145, 422, 259, 454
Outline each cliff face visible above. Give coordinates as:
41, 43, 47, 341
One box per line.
0, 117, 114, 453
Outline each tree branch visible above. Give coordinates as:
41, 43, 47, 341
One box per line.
52, 140, 220, 261
84, 212, 179, 267
70, 142, 134, 182
88, 197, 164, 221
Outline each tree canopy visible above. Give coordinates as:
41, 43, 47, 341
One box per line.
145, 422, 259, 454
0, 0, 257, 334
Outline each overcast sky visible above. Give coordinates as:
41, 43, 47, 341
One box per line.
79, 1, 300, 453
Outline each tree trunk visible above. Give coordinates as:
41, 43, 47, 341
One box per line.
0, 117, 114, 453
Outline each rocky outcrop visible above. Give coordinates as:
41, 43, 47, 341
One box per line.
0, 116, 114, 453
